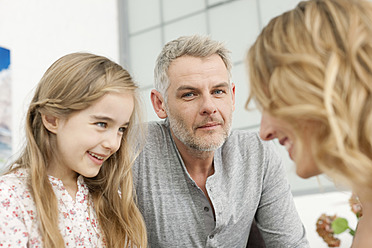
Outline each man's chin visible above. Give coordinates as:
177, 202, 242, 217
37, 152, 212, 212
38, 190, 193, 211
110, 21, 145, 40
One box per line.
191, 138, 226, 151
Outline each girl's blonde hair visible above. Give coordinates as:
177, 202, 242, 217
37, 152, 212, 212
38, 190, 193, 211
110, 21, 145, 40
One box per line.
247, 0, 372, 191
11, 52, 147, 247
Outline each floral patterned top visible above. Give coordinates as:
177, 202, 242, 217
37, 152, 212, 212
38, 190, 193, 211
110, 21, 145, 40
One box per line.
0, 168, 105, 247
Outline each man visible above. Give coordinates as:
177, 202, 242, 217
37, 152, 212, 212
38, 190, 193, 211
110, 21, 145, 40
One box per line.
133, 35, 309, 247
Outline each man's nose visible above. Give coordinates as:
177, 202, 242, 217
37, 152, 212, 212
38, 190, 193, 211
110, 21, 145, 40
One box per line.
200, 95, 217, 116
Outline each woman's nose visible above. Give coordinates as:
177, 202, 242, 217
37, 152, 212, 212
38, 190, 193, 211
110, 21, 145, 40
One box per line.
259, 112, 276, 141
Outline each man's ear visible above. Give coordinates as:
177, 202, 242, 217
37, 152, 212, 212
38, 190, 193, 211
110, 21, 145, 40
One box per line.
150, 89, 168, 119
231, 82, 236, 111
41, 114, 59, 134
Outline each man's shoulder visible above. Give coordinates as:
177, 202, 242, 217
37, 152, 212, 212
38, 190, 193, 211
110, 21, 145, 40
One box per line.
145, 120, 168, 133
144, 120, 171, 142
226, 129, 261, 145
135, 120, 174, 160
223, 129, 278, 156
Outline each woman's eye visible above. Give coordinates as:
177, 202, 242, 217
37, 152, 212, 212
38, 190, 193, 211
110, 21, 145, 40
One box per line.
96, 122, 107, 128
118, 127, 127, 133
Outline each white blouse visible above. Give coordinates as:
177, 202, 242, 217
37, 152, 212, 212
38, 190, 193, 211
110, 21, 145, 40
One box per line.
0, 168, 105, 247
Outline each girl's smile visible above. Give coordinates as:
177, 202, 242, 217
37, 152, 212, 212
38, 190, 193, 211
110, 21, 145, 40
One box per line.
43, 92, 134, 195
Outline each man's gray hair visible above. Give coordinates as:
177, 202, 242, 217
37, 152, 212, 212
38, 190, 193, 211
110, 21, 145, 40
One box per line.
154, 35, 232, 101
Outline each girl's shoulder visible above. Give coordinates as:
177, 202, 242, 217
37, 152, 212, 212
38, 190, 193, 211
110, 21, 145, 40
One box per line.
0, 168, 30, 197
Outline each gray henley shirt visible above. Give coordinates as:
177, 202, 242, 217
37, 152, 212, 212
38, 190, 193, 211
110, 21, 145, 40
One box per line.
133, 120, 309, 248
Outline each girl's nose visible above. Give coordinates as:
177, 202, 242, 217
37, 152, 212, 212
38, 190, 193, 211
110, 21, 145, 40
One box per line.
102, 131, 121, 153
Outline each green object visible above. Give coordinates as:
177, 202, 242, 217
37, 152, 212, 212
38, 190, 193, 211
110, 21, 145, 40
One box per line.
332, 217, 349, 234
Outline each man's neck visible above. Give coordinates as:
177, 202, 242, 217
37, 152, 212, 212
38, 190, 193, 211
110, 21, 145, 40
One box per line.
172, 134, 215, 182
173, 135, 216, 212
172, 133, 214, 172
182, 149, 215, 179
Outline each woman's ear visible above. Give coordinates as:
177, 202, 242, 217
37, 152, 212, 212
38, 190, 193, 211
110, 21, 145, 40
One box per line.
41, 114, 59, 134
151, 89, 168, 119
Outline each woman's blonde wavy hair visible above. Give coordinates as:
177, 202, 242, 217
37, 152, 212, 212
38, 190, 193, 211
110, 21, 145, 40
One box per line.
10, 52, 147, 247
246, 0, 372, 191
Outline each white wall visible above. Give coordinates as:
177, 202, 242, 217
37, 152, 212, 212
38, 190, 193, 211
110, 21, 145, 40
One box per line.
0, 0, 120, 152
0, 0, 336, 192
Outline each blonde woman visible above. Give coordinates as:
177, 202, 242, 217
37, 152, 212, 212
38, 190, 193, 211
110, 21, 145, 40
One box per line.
0, 53, 147, 247
247, 0, 372, 246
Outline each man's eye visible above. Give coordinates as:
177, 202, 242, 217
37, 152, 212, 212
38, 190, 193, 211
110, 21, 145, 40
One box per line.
182, 92, 195, 98
96, 122, 107, 128
213, 89, 224, 95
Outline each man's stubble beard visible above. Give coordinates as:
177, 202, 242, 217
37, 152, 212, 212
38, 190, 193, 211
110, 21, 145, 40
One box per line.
166, 106, 233, 152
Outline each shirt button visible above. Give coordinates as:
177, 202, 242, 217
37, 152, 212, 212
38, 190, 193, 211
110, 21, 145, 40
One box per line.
209, 234, 214, 239
204, 207, 209, 212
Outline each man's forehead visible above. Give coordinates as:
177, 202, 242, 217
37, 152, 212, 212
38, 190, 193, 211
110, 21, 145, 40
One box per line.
175, 82, 230, 91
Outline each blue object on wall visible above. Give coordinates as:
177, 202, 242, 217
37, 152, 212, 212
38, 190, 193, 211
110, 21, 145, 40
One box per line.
0, 46, 11, 170
0, 47, 10, 72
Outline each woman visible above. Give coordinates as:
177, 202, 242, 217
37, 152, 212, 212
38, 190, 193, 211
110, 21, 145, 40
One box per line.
246, 0, 372, 246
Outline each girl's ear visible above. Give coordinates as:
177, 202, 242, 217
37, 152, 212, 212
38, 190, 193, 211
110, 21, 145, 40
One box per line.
41, 114, 59, 134
151, 89, 168, 119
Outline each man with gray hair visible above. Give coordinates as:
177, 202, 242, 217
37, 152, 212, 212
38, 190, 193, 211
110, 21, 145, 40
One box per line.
133, 35, 309, 247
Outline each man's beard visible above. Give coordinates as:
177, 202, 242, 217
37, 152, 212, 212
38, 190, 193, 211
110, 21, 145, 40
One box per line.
167, 109, 232, 152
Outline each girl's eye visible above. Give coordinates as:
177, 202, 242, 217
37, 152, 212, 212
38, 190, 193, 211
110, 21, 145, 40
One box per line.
96, 122, 107, 128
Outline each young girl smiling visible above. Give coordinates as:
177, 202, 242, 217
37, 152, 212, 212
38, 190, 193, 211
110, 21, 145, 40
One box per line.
0, 53, 147, 247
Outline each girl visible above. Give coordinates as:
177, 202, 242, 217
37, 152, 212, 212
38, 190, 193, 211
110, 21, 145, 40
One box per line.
0, 52, 147, 247
247, 0, 372, 247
